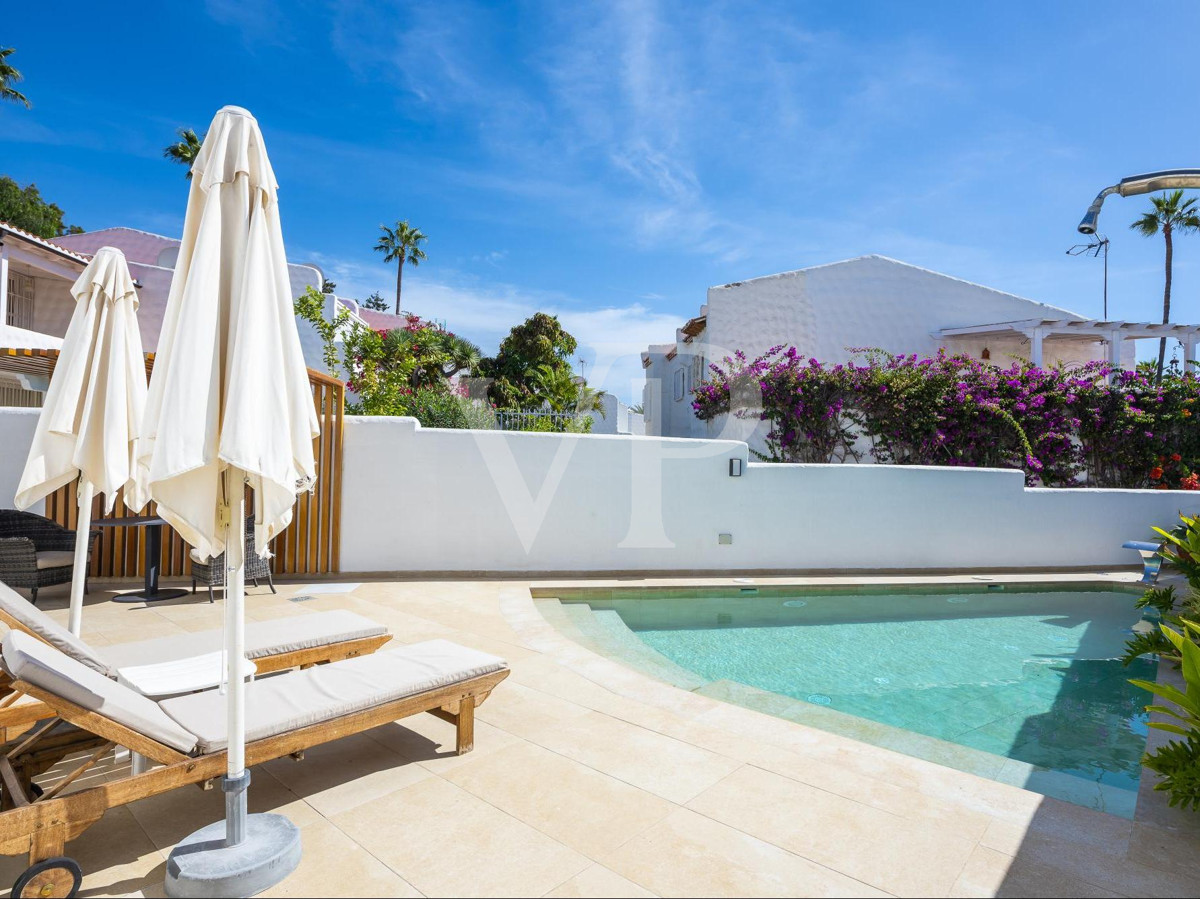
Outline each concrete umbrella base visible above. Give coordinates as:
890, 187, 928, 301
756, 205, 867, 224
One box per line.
164, 814, 301, 898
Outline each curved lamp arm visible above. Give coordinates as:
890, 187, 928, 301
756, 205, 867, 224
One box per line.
1079, 168, 1200, 233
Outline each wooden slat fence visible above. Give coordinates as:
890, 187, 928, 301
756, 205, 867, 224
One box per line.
30, 351, 344, 579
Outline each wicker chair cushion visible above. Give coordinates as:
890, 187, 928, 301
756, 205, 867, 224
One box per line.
34, 551, 75, 570
1, 630, 198, 754
0, 581, 115, 677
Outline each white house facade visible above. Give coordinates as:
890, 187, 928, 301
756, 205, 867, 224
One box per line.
640, 254, 1171, 440
0, 223, 366, 401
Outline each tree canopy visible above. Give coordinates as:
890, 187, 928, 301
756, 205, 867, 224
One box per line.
0, 176, 81, 238
477, 312, 579, 409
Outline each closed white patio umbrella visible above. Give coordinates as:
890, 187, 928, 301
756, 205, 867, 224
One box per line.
135, 106, 318, 896
14, 246, 146, 635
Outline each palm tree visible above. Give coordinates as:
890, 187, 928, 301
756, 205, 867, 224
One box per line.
0, 48, 30, 108
1131, 190, 1200, 381
374, 221, 427, 314
163, 128, 203, 179
528, 364, 607, 418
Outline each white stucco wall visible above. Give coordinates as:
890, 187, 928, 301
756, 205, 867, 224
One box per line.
3, 407, 1188, 575
700, 255, 1104, 369
643, 255, 1137, 441
337, 415, 1189, 574
0, 410, 42, 515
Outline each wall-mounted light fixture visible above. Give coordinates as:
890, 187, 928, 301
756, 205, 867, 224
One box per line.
729, 458, 743, 477
981, 346, 990, 361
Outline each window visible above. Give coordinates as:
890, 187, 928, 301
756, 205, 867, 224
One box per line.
673, 368, 686, 401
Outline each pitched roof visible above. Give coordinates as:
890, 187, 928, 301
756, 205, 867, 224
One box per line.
0, 222, 91, 266
54, 226, 179, 267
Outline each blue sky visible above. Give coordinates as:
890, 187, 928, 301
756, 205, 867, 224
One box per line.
5, 1, 1200, 399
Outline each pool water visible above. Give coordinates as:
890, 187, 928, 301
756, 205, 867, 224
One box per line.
577, 587, 1157, 814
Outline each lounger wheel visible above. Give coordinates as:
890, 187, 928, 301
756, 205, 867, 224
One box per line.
12, 856, 82, 898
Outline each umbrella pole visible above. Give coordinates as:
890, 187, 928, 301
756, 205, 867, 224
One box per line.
224, 475, 249, 847
68, 481, 94, 636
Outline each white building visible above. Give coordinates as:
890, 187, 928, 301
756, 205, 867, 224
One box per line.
640, 254, 1200, 439
0, 223, 364, 399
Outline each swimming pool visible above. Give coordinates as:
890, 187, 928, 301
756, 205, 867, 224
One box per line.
541, 584, 1157, 817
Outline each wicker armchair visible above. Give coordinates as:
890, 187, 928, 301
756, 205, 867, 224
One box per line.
0, 510, 98, 605
190, 515, 275, 602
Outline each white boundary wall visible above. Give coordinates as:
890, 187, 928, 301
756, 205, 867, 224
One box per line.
338, 416, 1192, 574
0, 408, 1191, 574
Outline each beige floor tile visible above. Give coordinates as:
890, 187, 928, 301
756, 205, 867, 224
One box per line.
330, 776, 590, 897
127, 766, 320, 851
260, 730, 432, 818
602, 808, 887, 898
749, 741, 994, 841
0, 806, 166, 897
367, 714, 523, 775
530, 711, 742, 804
544, 863, 657, 898
687, 764, 977, 897
951, 845, 1122, 898
474, 681, 595, 740
445, 741, 674, 856
260, 820, 423, 897
1125, 821, 1200, 883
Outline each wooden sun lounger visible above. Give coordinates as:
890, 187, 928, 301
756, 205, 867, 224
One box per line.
0, 641, 508, 898
0, 604, 393, 743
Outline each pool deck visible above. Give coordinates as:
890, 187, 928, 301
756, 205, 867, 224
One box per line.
3, 571, 1198, 897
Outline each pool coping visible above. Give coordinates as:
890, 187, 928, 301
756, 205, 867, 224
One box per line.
512, 571, 1184, 829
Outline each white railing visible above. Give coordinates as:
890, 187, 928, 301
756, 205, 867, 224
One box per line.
494, 410, 583, 431
0, 379, 42, 407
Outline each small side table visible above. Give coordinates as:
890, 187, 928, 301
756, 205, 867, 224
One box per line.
94, 516, 189, 603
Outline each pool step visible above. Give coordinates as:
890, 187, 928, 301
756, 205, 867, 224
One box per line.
584, 610, 707, 690
537, 599, 706, 690
534, 599, 605, 650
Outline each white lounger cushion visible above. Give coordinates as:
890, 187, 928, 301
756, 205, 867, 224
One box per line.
161, 640, 506, 754
99, 611, 387, 669
0, 581, 116, 677
0, 630, 198, 754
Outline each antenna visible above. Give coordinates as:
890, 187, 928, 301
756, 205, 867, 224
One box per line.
1066, 235, 1110, 319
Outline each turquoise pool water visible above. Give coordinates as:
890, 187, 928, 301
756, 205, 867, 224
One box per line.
568, 586, 1156, 815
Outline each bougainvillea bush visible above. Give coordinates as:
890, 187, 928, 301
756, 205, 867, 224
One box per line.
693, 346, 1200, 488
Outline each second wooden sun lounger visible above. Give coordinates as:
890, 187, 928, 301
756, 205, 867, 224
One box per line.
0, 581, 392, 740
0, 629, 509, 897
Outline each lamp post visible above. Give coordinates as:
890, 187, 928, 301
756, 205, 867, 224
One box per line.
1078, 168, 1200, 234
1078, 168, 1200, 376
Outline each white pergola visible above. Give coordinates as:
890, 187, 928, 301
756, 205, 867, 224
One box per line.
934, 318, 1200, 370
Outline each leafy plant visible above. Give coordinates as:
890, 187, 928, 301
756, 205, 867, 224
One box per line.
294, 286, 351, 377
0, 176, 81, 238
1137, 585, 1178, 617
691, 345, 1200, 486
1141, 738, 1200, 810
1130, 619, 1200, 810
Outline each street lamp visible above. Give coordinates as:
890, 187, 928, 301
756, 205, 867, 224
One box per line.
1078, 168, 1200, 234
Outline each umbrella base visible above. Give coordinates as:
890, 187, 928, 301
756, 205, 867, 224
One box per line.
164, 814, 301, 898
